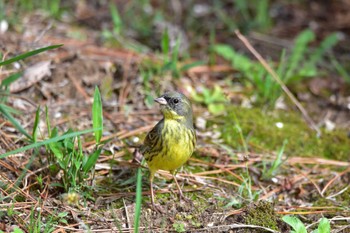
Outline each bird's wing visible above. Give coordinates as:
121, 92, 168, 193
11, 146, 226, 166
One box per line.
140, 119, 163, 156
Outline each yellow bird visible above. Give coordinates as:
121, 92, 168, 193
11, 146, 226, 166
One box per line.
141, 91, 196, 205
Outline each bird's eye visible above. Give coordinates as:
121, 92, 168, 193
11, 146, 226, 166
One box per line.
173, 98, 179, 104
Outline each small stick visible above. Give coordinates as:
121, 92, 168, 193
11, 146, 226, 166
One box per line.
321, 166, 350, 195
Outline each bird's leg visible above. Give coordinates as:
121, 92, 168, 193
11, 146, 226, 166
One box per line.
150, 178, 155, 207
172, 173, 184, 198
171, 172, 191, 202
149, 172, 164, 213
149, 171, 165, 214
149, 171, 156, 206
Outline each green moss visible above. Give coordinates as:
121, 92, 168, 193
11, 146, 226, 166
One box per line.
312, 185, 350, 217
244, 201, 279, 231
318, 184, 350, 207
338, 185, 350, 205
219, 106, 350, 160
156, 192, 172, 204
313, 197, 334, 207
157, 190, 217, 229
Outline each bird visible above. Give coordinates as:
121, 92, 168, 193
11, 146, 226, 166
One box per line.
140, 91, 196, 206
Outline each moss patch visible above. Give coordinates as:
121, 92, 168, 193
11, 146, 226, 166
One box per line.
219, 106, 350, 160
243, 201, 286, 232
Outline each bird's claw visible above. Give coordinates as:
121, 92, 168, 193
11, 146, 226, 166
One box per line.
151, 202, 165, 213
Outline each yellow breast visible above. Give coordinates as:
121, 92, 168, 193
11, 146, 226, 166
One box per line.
147, 119, 195, 173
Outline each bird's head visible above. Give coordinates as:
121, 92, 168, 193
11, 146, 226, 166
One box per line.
154, 91, 193, 126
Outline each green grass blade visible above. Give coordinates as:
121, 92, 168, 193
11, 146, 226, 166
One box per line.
213, 44, 254, 72
48, 142, 64, 161
172, 37, 181, 62
1, 72, 22, 87
308, 33, 338, 66
180, 61, 206, 72
110, 3, 122, 35
256, 0, 271, 29
161, 28, 170, 56
331, 54, 350, 83
270, 139, 287, 171
263, 139, 287, 179
235, 0, 250, 21
0, 44, 63, 66
92, 86, 103, 143
0, 104, 32, 140
45, 106, 51, 136
0, 104, 21, 115
285, 30, 314, 80
83, 148, 102, 173
276, 49, 287, 78
32, 106, 40, 142
0, 128, 100, 158
209, 27, 216, 65
134, 164, 143, 233
171, 37, 181, 77
51, 126, 58, 138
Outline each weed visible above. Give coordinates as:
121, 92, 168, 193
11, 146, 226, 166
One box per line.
101, 2, 150, 53
6, 204, 16, 217
238, 172, 260, 203
8, 0, 64, 19
173, 222, 186, 233
0, 44, 62, 141
36, 174, 44, 190
330, 53, 350, 83
40, 0, 62, 19
1, 87, 104, 195
0, 227, 25, 233
230, 109, 248, 153
191, 85, 227, 115
213, 30, 339, 106
110, 2, 122, 35
213, 0, 272, 33
140, 67, 157, 108
134, 161, 143, 233
160, 29, 181, 78
262, 139, 287, 180
123, 0, 155, 39
25, 205, 69, 233
92, 86, 103, 144
28, 206, 42, 233
44, 87, 103, 192
46, 126, 102, 192
282, 215, 330, 233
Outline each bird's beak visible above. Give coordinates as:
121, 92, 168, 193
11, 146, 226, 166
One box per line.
154, 97, 167, 105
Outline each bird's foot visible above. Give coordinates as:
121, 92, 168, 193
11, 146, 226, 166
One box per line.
149, 202, 165, 213
178, 192, 193, 204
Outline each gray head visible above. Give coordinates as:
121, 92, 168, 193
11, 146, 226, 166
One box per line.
154, 91, 193, 126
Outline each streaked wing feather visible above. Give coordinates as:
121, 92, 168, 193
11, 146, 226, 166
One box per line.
140, 119, 164, 158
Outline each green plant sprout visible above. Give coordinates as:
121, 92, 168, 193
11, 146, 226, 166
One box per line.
213, 30, 338, 106
283, 215, 330, 233
191, 85, 227, 115
1, 86, 104, 195
262, 139, 287, 180
0, 44, 63, 140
